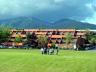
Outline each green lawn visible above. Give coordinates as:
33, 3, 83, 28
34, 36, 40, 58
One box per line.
0, 49, 96, 72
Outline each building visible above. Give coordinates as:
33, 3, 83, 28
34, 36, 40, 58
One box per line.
7, 29, 87, 48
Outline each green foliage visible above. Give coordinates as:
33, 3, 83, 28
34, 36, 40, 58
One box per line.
90, 37, 96, 44
26, 32, 38, 47
65, 33, 72, 48
85, 31, 96, 44
26, 32, 32, 40
65, 33, 72, 44
0, 26, 11, 44
14, 36, 22, 43
37, 35, 48, 47
85, 29, 91, 40
51, 42, 56, 48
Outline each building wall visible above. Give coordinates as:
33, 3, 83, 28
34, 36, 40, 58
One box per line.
9, 29, 86, 48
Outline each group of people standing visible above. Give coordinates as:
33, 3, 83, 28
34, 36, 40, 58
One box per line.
40, 44, 59, 55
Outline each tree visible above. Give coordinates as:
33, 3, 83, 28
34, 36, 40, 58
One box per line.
65, 32, 72, 48
85, 29, 91, 41
0, 26, 11, 44
85, 31, 96, 45
90, 37, 96, 45
51, 42, 56, 49
14, 35, 22, 43
37, 35, 48, 48
89, 33, 96, 45
26, 32, 38, 48
76, 36, 86, 50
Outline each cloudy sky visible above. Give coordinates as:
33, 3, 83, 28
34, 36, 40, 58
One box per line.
0, 0, 96, 24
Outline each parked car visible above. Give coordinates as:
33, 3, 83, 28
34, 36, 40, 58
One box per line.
85, 44, 96, 50
8, 46, 13, 49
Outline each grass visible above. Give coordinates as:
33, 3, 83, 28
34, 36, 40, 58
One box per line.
0, 49, 96, 72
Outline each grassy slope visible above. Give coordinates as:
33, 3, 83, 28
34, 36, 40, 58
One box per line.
0, 49, 96, 72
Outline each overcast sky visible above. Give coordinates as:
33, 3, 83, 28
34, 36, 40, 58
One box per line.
0, 0, 96, 24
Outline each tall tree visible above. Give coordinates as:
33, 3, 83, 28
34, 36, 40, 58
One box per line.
37, 35, 48, 48
90, 37, 96, 45
65, 32, 72, 48
76, 36, 86, 50
85, 29, 91, 41
26, 32, 38, 48
85, 31, 96, 45
14, 35, 22, 43
0, 26, 11, 44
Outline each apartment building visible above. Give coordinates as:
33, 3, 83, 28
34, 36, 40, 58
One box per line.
7, 29, 86, 48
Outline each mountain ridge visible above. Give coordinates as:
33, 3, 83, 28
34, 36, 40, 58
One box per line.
0, 17, 96, 29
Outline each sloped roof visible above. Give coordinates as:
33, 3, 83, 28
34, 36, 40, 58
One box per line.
11, 34, 26, 37
50, 35, 63, 38
76, 33, 86, 36
35, 32, 47, 35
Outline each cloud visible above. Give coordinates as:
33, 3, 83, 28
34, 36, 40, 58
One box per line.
35, 0, 94, 21
0, 0, 95, 23
82, 13, 96, 24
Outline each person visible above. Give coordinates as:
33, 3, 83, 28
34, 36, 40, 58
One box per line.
44, 47, 47, 54
41, 48, 44, 54
74, 43, 77, 50
55, 44, 59, 55
47, 47, 50, 55
49, 48, 54, 55
47, 43, 51, 55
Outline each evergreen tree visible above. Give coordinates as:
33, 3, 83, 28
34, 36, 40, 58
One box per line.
26, 32, 38, 48
0, 26, 11, 44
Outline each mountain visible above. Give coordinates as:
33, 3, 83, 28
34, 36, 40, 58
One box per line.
52, 19, 96, 29
0, 17, 96, 29
0, 17, 51, 29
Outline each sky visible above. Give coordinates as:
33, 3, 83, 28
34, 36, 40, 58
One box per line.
0, 0, 96, 24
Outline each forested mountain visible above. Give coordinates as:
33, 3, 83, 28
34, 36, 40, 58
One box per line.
52, 19, 96, 29
0, 17, 50, 29
0, 17, 96, 29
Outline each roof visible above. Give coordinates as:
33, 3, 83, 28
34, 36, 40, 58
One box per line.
14, 43, 23, 46
24, 29, 39, 32
11, 29, 96, 32
11, 34, 26, 37
50, 35, 63, 38
11, 29, 76, 32
76, 33, 86, 36
35, 32, 47, 35
58, 29, 75, 32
